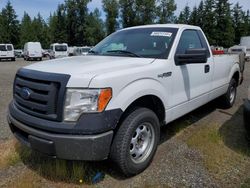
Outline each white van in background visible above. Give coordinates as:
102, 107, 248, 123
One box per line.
240, 36, 250, 60
228, 45, 247, 54
49, 43, 68, 59
0, 44, 15, 61
23, 42, 42, 61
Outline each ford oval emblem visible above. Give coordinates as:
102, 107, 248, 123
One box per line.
20, 87, 32, 100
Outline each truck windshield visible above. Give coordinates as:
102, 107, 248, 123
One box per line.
0, 45, 7, 51
55, 45, 67, 52
90, 27, 178, 59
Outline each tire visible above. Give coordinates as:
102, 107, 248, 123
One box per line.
221, 78, 237, 108
11, 58, 15, 61
110, 108, 160, 176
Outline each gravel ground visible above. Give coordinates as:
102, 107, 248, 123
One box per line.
0, 58, 249, 187
0, 59, 33, 140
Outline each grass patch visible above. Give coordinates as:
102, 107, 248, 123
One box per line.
242, 178, 250, 188
14, 143, 105, 185
0, 139, 23, 169
186, 122, 250, 186
1, 139, 105, 185
7, 171, 42, 188
186, 124, 229, 173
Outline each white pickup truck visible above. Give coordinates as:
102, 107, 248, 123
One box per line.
8, 24, 244, 176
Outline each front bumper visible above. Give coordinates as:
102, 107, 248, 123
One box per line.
8, 113, 114, 160
244, 99, 250, 137
8, 101, 123, 161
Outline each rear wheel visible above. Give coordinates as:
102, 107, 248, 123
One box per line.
221, 78, 237, 108
110, 108, 160, 176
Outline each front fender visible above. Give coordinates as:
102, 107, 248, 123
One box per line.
106, 78, 168, 112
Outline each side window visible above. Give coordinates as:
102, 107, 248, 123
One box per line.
176, 30, 202, 54
7, 45, 13, 51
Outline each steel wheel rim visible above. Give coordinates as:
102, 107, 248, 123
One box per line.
230, 86, 236, 104
130, 122, 155, 164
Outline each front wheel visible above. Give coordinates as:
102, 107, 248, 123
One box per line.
110, 108, 160, 176
221, 78, 237, 108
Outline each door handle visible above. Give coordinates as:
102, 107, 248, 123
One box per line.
205, 65, 210, 73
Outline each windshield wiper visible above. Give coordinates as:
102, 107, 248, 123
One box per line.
106, 50, 141, 57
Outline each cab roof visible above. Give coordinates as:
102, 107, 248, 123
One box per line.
121, 24, 201, 31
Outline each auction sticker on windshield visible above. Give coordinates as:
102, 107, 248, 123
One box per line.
150, 32, 172, 37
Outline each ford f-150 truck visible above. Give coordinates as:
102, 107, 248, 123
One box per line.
8, 24, 244, 176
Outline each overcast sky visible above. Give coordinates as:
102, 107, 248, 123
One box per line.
0, 0, 249, 21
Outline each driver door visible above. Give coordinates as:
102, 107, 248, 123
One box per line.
170, 29, 213, 108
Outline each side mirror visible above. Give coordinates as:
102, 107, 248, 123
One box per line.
175, 48, 208, 65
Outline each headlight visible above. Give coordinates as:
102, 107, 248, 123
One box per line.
64, 88, 112, 122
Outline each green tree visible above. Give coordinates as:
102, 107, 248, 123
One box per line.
157, 0, 177, 24
232, 3, 245, 44
85, 8, 105, 45
215, 0, 234, 47
189, 6, 199, 25
119, 0, 137, 27
196, 1, 204, 28
178, 5, 191, 24
0, 1, 19, 46
49, 4, 67, 44
203, 0, 216, 44
20, 12, 50, 48
0, 12, 4, 42
102, 0, 119, 35
19, 12, 33, 47
65, 0, 91, 46
134, 0, 157, 25
243, 10, 250, 36
32, 13, 50, 48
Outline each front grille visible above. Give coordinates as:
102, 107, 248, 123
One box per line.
14, 68, 70, 121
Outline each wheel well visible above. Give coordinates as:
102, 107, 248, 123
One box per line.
232, 71, 240, 86
119, 95, 165, 126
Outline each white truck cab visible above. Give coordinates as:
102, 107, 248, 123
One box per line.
0, 44, 15, 61
8, 24, 244, 176
49, 43, 68, 59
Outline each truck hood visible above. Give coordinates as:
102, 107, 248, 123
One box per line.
24, 55, 155, 87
